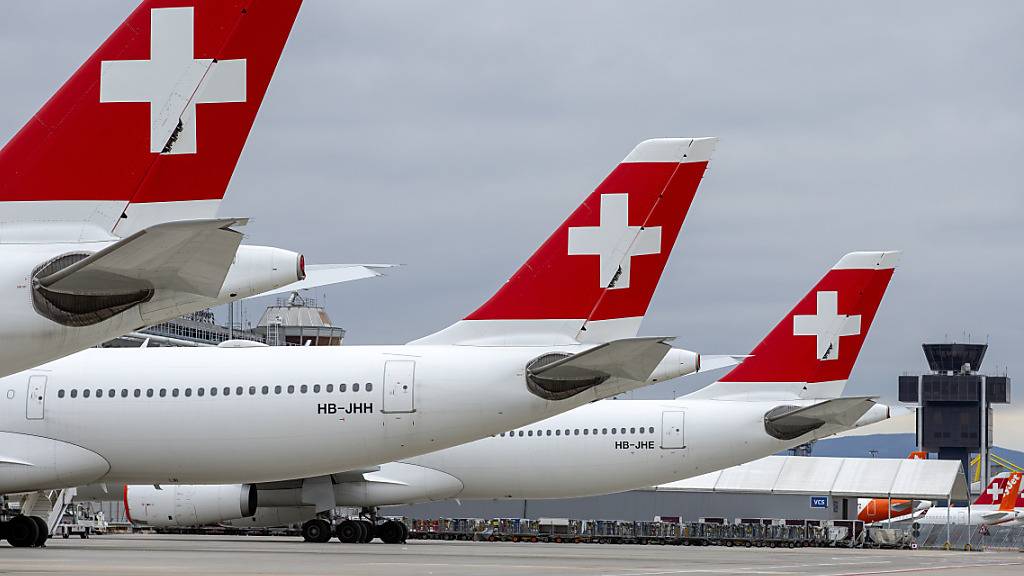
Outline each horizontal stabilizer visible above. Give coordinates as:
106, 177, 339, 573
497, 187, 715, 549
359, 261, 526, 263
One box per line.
38, 218, 246, 298
764, 397, 876, 440
247, 264, 396, 299
530, 336, 674, 383
697, 355, 748, 374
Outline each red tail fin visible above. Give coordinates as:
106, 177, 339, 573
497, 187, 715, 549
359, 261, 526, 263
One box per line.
689, 251, 898, 399
974, 473, 1010, 506
0, 1, 301, 237
412, 138, 716, 345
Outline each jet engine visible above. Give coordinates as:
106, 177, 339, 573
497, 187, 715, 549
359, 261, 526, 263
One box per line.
125, 484, 257, 528
215, 245, 305, 302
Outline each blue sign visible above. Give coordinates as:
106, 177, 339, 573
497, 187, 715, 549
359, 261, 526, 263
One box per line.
809, 496, 829, 509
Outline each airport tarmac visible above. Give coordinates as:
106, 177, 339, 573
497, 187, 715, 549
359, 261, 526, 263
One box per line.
0, 535, 1021, 576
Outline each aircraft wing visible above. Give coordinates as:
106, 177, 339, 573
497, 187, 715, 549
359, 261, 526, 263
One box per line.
765, 397, 878, 430
247, 264, 396, 299
530, 336, 675, 383
37, 218, 246, 298
980, 511, 1014, 522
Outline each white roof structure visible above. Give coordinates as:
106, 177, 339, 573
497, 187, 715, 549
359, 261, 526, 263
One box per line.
654, 456, 969, 501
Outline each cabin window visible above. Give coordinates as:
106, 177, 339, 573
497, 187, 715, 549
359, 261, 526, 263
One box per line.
300, 385, 308, 394
197, 388, 205, 397
287, 385, 295, 394
366, 383, 373, 392
313, 384, 321, 393
58, 390, 65, 398
274, 385, 282, 394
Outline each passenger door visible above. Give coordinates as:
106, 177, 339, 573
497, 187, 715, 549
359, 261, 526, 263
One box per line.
26, 374, 47, 420
660, 411, 685, 449
382, 360, 415, 413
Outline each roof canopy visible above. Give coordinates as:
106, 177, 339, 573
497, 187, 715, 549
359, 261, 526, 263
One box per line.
654, 456, 969, 501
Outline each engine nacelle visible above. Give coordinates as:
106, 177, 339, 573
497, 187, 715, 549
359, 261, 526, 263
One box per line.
648, 348, 701, 383
216, 245, 305, 302
0, 432, 109, 493
125, 484, 257, 528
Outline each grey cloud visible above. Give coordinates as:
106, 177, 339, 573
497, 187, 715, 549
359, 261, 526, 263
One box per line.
1, 1, 1020, 401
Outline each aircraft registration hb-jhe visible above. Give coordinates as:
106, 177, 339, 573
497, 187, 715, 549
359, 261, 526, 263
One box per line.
0, 0, 385, 379
0, 127, 716, 546
108, 251, 901, 544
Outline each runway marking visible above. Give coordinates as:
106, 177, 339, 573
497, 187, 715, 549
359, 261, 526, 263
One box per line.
822, 561, 1024, 576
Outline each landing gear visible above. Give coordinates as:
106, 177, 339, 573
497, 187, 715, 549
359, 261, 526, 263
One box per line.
358, 520, 375, 543
378, 519, 407, 544
335, 519, 362, 543
29, 516, 48, 547
301, 518, 332, 543
5, 515, 40, 548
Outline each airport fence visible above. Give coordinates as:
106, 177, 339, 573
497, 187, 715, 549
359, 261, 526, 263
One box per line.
405, 517, 909, 548
913, 523, 1024, 551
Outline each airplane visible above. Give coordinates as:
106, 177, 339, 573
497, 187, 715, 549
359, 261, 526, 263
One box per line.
107, 250, 901, 544
856, 451, 932, 523
912, 472, 1022, 527
0, 136, 715, 547
0, 1, 378, 378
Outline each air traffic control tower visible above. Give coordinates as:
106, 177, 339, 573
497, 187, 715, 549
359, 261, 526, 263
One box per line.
898, 343, 1011, 496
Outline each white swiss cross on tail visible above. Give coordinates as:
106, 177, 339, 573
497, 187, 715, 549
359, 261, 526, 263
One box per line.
988, 483, 1005, 500
100, 7, 246, 155
793, 291, 862, 361
567, 193, 661, 289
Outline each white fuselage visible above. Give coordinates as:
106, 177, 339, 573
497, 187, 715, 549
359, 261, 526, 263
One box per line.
913, 506, 1022, 527
397, 397, 885, 501
188, 395, 890, 529
0, 343, 668, 493
0, 240, 300, 379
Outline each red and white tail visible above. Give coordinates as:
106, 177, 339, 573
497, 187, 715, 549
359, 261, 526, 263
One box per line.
974, 473, 1013, 506
689, 251, 899, 400
412, 137, 716, 346
0, 0, 301, 239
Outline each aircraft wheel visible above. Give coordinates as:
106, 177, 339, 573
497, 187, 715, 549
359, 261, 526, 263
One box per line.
302, 518, 332, 543
335, 520, 361, 543
6, 516, 39, 548
378, 520, 405, 544
29, 517, 48, 547
358, 520, 375, 543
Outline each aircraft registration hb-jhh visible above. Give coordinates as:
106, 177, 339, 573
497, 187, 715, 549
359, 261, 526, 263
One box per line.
0, 1, 382, 378
111, 251, 901, 544
0, 135, 715, 547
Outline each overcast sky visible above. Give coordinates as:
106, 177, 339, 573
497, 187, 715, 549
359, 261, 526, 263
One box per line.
2, 2, 1021, 438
